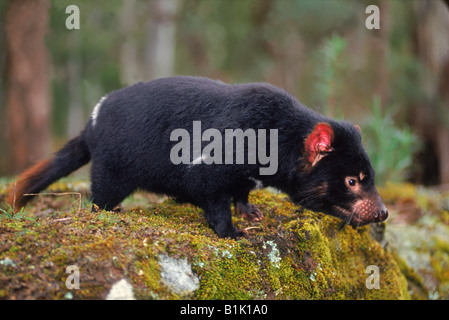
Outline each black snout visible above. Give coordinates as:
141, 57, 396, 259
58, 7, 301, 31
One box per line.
374, 209, 388, 222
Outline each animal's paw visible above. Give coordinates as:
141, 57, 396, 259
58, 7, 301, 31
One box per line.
236, 202, 264, 222
234, 229, 250, 240
215, 225, 249, 240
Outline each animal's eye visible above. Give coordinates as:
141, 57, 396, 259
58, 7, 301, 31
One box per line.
345, 177, 358, 188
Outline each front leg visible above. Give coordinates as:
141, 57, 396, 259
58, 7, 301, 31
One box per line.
201, 196, 246, 239
232, 179, 264, 222
235, 200, 264, 222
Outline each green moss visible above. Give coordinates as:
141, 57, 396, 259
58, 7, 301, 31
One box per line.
0, 183, 413, 300
274, 210, 409, 299
192, 244, 264, 299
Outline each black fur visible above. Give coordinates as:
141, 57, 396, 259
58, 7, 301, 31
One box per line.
10, 76, 387, 238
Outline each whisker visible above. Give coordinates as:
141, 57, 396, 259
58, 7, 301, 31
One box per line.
338, 208, 358, 230
295, 187, 326, 209
297, 193, 324, 209
356, 213, 362, 228
347, 209, 357, 224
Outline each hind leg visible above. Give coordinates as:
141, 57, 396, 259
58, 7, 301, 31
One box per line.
90, 164, 135, 211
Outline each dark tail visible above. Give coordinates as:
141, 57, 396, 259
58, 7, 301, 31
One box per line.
6, 132, 90, 211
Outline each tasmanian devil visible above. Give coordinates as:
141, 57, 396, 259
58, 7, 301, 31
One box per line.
6, 76, 388, 238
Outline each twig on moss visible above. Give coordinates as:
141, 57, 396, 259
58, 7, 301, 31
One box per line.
243, 226, 262, 231
49, 217, 73, 223
23, 192, 83, 212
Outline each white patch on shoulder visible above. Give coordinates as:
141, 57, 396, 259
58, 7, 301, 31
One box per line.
91, 95, 107, 127
190, 155, 207, 166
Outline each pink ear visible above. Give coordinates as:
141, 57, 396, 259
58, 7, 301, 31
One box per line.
304, 122, 334, 166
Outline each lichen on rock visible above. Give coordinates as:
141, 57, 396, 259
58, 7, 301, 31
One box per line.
158, 254, 199, 295
380, 182, 449, 299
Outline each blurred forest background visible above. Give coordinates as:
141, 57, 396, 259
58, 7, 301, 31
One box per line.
0, 0, 449, 187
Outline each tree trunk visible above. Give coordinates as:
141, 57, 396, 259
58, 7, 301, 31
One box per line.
145, 0, 179, 80
412, 0, 449, 185
119, 0, 143, 85
5, 0, 51, 174
67, 29, 83, 138
375, 0, 391, 109
437, 51, 449, 184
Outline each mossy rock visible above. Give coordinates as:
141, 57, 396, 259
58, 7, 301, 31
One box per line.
0, 184, 412, 300
380, 182, 449, 299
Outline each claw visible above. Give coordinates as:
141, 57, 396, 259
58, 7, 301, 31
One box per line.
236, 202, 264, 222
